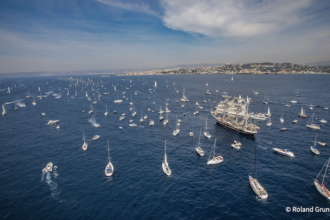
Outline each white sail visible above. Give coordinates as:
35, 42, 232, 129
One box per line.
2, 104, 6, 115
154, 81, 157, 87
7, 87, 10, 93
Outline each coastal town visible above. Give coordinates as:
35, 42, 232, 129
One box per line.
118, 62, 330, 76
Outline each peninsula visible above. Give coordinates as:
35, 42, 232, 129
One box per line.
117, 62, 330, 76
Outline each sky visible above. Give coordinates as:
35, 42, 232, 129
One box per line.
0, 0, 330, 73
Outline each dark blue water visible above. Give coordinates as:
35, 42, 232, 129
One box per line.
1, 74, 330, 219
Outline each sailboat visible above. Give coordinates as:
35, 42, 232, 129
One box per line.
205, 83, 211, 95
32, 94, 36, 106
181, 87, 189, 102
104, 104, 108, 116
140, 111, 143, 123
306, 113, 320, 130
25, 90, 32, 98
114, 90, 122, 103
132, 104, 136, 116
298, 107, 307, 118
2, 104, 6, 115
75, 89, 77, 98
165, 100, 171, 112
204, 118, 211, 139
314, 157, 330, 200
173, 115, 180, 136
105, 140, 114, 176
207, 138, 223, 165
194, 105, 199, 115
163, 111, 168, 125
82, 133, 88, 151
38, 87, 40, 92
86, 91, 88, 97
154, 81, 157, 88
262, 95, 268, 104
159, 106, 164, 121
265, 107, 271, 117
311, 134, 320, 155
280, 107, 284, 123
196, 129, 204, 156
130, 95, 133, 105
249, 143, 268, 199
266, 117, 272, 126
7, 87, 10, 93
162, 139, 171, 176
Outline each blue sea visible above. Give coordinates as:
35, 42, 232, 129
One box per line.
1, 74, 330, 219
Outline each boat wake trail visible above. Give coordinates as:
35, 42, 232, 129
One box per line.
45, 91, 54, 97
41, 166, 61, 201
258, 145, 267, 150
88, 117, 100, 127
4, 99, 24, 105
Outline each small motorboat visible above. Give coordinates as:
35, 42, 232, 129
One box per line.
280, 128, 287, 131
45, 162, 53, 172
93, 135, 100, 140
319, 119, 327, 123
231, 141, 241, 149
292, 119, 298, 123
273, 148, 294, 157
190, 132, 193, 137
318, 141, 326, 146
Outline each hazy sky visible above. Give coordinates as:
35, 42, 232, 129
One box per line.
1, 0, 330, 73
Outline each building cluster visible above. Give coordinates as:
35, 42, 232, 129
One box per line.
117, 62, 330, 76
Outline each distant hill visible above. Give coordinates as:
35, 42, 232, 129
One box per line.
307, 60, 330, 66
161, 63, 224, 69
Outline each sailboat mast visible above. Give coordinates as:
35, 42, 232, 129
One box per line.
108, 140, 111, 163
322, 158, 330, 184
254, 143, 257, 179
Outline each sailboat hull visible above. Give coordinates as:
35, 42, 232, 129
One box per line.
162, 162, 171, 176
314, 181, 330, 200
249, 176, 268, 199
211, 114, 257, 136
105, 162, 114, 176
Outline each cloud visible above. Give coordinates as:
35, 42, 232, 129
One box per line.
160, 0, 312, 37
96, 0, 159, 17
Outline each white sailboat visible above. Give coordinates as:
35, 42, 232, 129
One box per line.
32, 94, 36, 106
163, 112, 168, 125
194, 105, 199, 115
162, 139, 171, 176
114, 90, 122, 103
154, 81, 157, 88
7, 87, 10, 93
104, 104, 108, 116
266, 107, 271, 117
314, 157, 330, 200
204, 118, 211, 139
205, 83, 211, 95
140, 111, 143, 123
38, 87, 40, 92
89, 102, 93, 114
105, 140, 114, 176
249, 143, 268, 199
181, 87, 189, 102
173, 114, 180, 136
306, 113, 320, 130
266, 117, 272, 126
196, 129, 204, 156
311, 134, 320, 155
298, 107, 307, 118
82, 133, 88, 151
2, 104, 6, 115
280, 107, 284, 123
207, 138, 223, 165
86, 91, 88, 97
131, 104, 136, 117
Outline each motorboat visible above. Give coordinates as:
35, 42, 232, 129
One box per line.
319, 119, 327, 123
292, 119, 298, 123
45, 162, 53, 172
190, 132, 193, 137
280, 127, 287, 131
93, 135, 100, 140
318, 141, 326, 146
47, 120, 59, 125
273, 148, 294, 157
